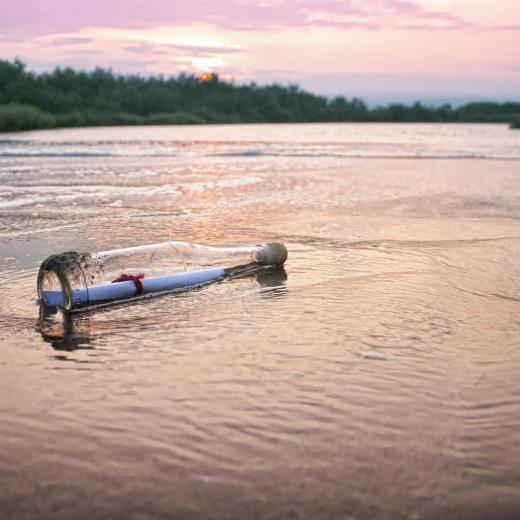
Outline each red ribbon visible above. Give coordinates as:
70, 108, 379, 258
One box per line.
111, 273, 145, 295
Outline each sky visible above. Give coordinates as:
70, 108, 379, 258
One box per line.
1, 0, 519, 104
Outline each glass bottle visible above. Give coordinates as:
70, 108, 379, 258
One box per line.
37, 241, 287, 312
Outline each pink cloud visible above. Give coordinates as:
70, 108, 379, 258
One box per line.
1, 0, 473, 40
47, 37, 93, 46
488, 24, 520, 31
124, 42, 242, 56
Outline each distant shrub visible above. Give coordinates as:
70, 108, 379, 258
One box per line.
73, 111, 126, 126
107, 113, 144, 125
1, 59, 520, 131
193, 107, 223, 123
0, 103, 55, 131
144, 112, 206, 125
0, 106, 208, 131
55, 111, 86, 128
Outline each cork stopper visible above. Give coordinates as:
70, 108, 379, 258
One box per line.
254, 242, 288, 266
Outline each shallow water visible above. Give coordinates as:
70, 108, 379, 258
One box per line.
1, 123, 520, 519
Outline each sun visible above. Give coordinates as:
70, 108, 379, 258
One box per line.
197, 72, 218, 82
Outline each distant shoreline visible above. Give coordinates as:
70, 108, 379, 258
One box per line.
1, 59, 519, 133
1, 116, 519, 136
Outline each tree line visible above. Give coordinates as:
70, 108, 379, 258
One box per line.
0, 59, 519, 132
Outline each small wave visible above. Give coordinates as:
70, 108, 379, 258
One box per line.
0, 150, 178, 158
0, 175, 260, 209
1, 148, 519, 160
0, 139, 30, 145
0, 151, 117, 157
0, 195, 52, 209
207, 149, 264, 157
207, 151, 520, 160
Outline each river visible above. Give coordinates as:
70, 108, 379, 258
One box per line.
1, 123, 520, 519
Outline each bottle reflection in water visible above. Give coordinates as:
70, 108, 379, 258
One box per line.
38, 305, 92, 351
37, 267, 288, 351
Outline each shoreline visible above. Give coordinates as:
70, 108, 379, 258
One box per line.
1, 117, 519, 135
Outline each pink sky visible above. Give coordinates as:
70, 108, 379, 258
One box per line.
1, 0, 519, 103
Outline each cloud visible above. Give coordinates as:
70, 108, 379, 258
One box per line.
125, 41, 242, 57
1, 0, 476, 40
488, 24, 520, 31
47, 37, 93, 46
0, 26, 246, 76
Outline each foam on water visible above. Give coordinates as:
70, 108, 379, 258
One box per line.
1, 123, 520, 160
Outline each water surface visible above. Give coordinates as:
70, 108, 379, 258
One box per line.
1, 123, 520, 519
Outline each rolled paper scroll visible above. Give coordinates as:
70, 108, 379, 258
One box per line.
41, 267, 225, 308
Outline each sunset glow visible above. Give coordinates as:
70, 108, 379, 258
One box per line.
1, 0, 519, 102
